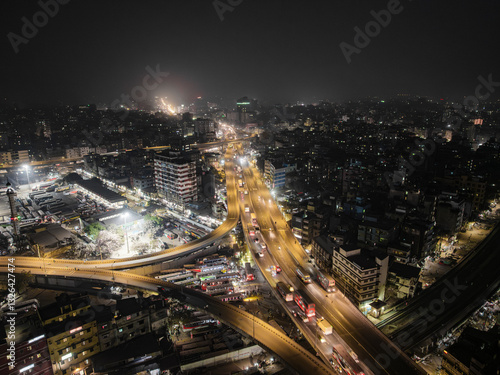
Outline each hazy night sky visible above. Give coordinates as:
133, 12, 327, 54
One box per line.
1, 0, 500, 107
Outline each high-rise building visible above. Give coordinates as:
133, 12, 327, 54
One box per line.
154, 151, 197, 203
194, 118, 217, 141
264, 160, 296, 189
236, 96, 256, 124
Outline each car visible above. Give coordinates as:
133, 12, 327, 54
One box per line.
254, 238, 259, 243
275, 265, 281, 273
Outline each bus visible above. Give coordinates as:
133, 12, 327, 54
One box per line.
247, 224, 255, 237
245, 263, 254, 281
317, 270, 336, 292
38, 182, 54, 190
202, 255, 227, 267
294, 290, 315, 317
251, 213, 258, 227
238, 179, 243, 188
182, 318, 219, 332
331, 346, 364, 375
296, 266, 311, 283
276, 282, 294, 302
217, 292, 244, 302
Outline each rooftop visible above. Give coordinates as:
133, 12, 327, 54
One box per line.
38, 293, 90, 322
27, 224, 73, 249
313, 235, 335, 255
92, 332, 161, 372
116, 297, 142, 317
76, 178, 127, 204
389, 262, 421, 279
44, 311, 94, 338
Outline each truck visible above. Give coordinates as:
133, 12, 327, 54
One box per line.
317, 318, 333, 335
251, 213, 258, 227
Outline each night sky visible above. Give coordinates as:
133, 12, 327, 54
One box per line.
2, 0, 500, 107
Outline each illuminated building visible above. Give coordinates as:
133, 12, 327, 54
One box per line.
154, 151, 197, 203
38, 294, 100, 375
0, 307, 52, 375
331, 245, 388, 312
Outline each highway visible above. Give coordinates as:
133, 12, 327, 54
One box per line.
240, 189, 367, 374
2, 266, 336, 375
237, 145, 425, 375
377, 223, 500, 351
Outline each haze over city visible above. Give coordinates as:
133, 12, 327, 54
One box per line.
2, 1, 500, 107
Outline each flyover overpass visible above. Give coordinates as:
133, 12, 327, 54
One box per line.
0, 148, 241, 270
0, 136, 254, 169
190, 136, 255, 149
2, 266, 336, 375
377, 223, 500, 353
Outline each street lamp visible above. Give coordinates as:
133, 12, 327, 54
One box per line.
123, 212, 130, 254
24, 165, 31, 191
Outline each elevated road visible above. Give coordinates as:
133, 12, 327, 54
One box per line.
377, 223, 500, 352
0, 148, 241, 270
2, 266, 336, 375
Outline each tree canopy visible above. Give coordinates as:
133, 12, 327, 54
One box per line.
84, 222, 106, 239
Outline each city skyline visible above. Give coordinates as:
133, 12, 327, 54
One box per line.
1, 2, 500, 375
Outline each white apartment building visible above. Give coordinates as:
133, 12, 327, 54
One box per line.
0, 149, 29, 164
331, 245, 388, 312
154, 152, 197, 203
